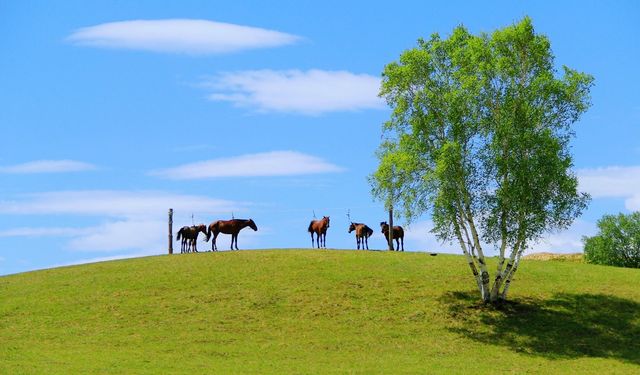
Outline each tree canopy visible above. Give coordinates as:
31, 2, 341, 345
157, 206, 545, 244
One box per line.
584, 212, 640, 268
370, 17, 593, 303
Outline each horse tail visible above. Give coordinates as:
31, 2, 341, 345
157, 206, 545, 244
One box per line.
205, 223, 213, 242
308, 221, 314, 233
177, 228, 183, 241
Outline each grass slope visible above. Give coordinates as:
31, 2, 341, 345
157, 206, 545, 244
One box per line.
1, 250, 639, 374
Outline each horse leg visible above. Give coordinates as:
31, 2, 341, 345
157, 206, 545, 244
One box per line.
400, 237, 404, 252
365, 236, 369, 250
213, 233, 218, 251
233, 233, 238, 250
356, 236, 360, 250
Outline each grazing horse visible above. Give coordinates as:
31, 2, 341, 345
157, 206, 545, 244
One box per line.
308, 216, 330, 249
348, 222, 373, 250
177, 224, 207, 253
380, 221, 404, 251
206, 219, 258, 251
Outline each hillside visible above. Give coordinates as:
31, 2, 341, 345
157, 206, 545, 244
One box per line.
1, 250, 639, 374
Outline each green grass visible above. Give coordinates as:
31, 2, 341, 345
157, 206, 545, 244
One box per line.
1, 250, 639, 374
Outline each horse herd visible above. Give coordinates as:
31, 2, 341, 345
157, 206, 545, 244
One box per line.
176, 216, 405, 253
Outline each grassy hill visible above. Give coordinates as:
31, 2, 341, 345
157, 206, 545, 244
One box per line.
1, 250, 639, 374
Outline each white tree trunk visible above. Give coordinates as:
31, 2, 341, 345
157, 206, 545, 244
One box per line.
463, 211, 490, 302
454, 221, 484, 297
500, 247, 524, 300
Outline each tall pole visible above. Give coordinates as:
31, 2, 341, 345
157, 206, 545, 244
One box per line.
168, 208, 173, 255
388, 167, 395, 251
388, 206, 394, 251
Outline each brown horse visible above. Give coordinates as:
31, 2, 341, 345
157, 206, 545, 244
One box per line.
348, 222, 373, 250
206, 219, 257, 251
308, 216, 330, 248
380, 221, 404, 251
177, 224, 207, 253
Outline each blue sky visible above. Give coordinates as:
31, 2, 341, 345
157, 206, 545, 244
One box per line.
1, 0, 639, 275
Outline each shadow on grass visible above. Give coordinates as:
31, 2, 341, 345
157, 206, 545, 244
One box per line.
441, 291, 640, 364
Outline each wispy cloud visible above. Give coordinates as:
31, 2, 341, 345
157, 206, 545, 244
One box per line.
402, 219, 593, 255
48, 252, 156, 270
0, 190, 244, 254
0, 190, 240, 218
151, 151, 344, 180
67, 19, 300, 54
402, 220, 475, 254
578, 166, 640, 210
68, 219, 166, 252
0, 160, 96, 174
531, 219, 596, 254
0, 227, 84, 237
204, 69, 384, 114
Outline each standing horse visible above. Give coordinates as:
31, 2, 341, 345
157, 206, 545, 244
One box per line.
206, 219, 258, 251
308, 216, 330, 248
177, 224, 207, 253
348, 222, 373, 250
380, 221, 404, 251
177, 226, 190, 253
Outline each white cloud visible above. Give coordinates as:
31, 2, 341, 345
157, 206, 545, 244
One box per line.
531, 219, 596, 254
0, 190, 244, 255
67, 19, 300, 54
205, 69, 384, 114
0, 190, 241, 218
0, 160, 96, 174
0, 227, 84, 237
396, 220, 461, 253
402, 219, 595, 255
578, 166, 640, 210
48, 252, 156, 270
151, 151, 344, 180
68, 219, 166, 252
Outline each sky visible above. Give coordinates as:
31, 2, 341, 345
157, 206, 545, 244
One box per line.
1, 0, 639, 275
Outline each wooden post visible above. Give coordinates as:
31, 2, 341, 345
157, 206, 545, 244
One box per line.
168, 208, 173, 255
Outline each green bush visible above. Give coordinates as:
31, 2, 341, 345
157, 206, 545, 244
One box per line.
583, 212, 640, 268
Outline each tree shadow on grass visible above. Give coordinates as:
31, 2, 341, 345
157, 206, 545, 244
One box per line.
440, 291, 640, 364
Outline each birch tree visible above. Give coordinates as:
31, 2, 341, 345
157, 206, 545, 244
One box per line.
370, 17, 593, 303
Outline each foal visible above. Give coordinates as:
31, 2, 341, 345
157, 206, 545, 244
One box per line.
177, 224, 207, 253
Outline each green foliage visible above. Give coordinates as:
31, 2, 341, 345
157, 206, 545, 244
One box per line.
370, 17, 593, 301
584, 212, 640, 268
1, 251, 640, 373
